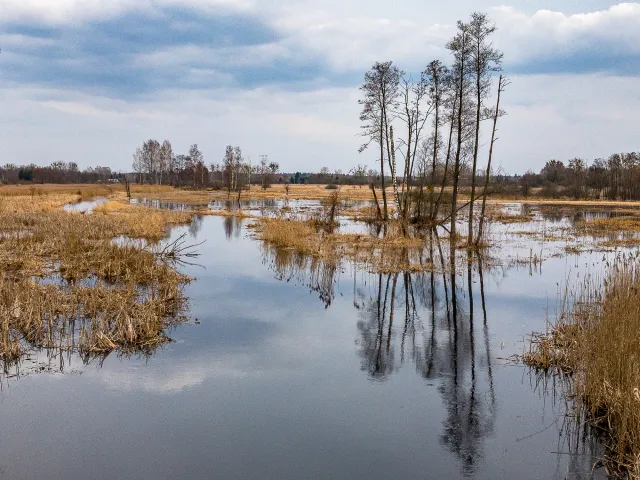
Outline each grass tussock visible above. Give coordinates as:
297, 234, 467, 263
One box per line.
0, 189, 195, 365
576, 215, 640, 234
483, 204, 535, 224
210, 184, 385, 202
253, 217, 430, 273
524, 254, 640, 477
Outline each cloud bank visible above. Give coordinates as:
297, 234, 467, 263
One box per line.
0, 1, 638, 172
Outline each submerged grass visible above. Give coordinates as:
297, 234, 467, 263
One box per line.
524, 253, 640, 477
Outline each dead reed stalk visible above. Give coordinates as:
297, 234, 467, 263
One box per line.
524, 253, 640, 477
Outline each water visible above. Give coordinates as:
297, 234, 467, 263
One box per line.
0, 203, 622, 479
62, 196, 108, 213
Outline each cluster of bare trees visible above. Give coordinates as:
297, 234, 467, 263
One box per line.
0, 161, 115, 184
359, 12, 507, 246
209, 149, 280, 195
519, 153, 640, 200
132, 140, 208, 188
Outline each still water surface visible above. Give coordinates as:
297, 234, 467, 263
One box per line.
0, 206, 614, 479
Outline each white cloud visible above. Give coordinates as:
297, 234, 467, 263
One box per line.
493, 3, 640, 61
276, 14, 452, 71
0, 0, 254, 24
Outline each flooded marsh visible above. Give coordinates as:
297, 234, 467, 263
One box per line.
2, 187, 639, 479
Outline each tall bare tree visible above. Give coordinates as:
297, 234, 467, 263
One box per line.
359, 61, 402, 221
188, 144, 203, 188
159, 140, 172, 185
466, 12, 503, 246
476, 75, 508, 244
396, 70, 432, 230
424, 60, 449, 221
447, 21, 472, 241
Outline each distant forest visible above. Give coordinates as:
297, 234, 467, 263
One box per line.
2, 151, 640, 200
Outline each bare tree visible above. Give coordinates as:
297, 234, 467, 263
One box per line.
425, 61, 449, 221
477, 75, 509, 244
466, 12, 503, 246
132, 147, 144, 184
447, 21, 472, 242
359, 61, 402, 221
189, 144, 203, 188
223, 145, 234, 194
159, 140, 172, 185
396, 70, 432, 231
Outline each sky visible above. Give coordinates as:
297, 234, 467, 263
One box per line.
0, 0, 638, 174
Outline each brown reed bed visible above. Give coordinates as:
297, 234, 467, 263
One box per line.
0, 189, 194, 365
576, 215, 640, 234
251, 216, 431, 273
484, 207, 535, 224
523, 253, 640, 477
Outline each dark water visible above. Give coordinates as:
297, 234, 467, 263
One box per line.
0, 208, 615, 480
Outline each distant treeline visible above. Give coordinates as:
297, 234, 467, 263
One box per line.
516, 153, 640, 200
3, 151, 639, 202
0, 162, 118, 184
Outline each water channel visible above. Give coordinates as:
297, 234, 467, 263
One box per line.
1, 200, 624, 479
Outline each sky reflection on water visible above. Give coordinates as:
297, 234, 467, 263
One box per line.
0, 208, 613, 480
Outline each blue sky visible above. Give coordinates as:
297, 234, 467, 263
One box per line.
0, 0, 639, 173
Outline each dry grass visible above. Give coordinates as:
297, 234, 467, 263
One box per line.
598, 237, 640, 248
577, 215, 640, 234
524, 254, 640, 477
211, 184, 386, 202
0, 186, 195, 365
485, 210, 535, 224
252, 217, 430, 273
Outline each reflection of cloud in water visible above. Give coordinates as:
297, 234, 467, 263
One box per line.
99, 356, 262, 394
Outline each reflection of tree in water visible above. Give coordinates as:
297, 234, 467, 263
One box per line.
261, 233, 497, 475
189, 215, 204, 238
353, 239, 496, 476
437, 249, 495, 476
260, 245, 338, 308
223, 215, 244, 240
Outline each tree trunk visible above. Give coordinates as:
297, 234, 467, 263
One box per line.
379, 117, 388, 220
433, 94, 457, 223
429, 78, 440, 220
389, 126, 400, 219
467, 48, 482, 246
477, 75, 504, 245
451, 61, 465, 242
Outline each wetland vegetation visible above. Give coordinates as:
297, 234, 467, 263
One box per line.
2, 179, 640, 478
1, 7, 639, 480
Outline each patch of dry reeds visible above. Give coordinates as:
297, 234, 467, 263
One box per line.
524, 253, 640, 477
0, 192, 194, 365
252, 217, 430, 273
576, 215, 640, 234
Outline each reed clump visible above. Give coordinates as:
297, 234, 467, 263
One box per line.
524, 254, 640, 477
253, 217, 430, 273
576, 215, 640, 234
0, 191, 194, 365
484, 209, 535, 224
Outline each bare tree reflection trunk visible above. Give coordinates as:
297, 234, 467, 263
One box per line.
479, 258, 495, 405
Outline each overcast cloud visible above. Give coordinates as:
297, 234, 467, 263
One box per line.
0, 0, 638, 173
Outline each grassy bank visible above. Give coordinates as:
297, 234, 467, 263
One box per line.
524, 254, 640, 476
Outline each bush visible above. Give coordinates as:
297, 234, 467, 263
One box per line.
325, 184, 339, 190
